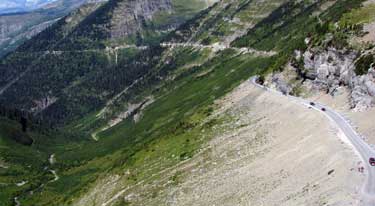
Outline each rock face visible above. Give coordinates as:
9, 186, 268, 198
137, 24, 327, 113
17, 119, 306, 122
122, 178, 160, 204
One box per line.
267, 47, 375, 110
292, 48, 375, 110
351, 70, 375, 110
109, 0, 215, 40
110, 0, 173, 38
302, 48, 358, 94
301, 48, 375, 110
269, 73, 292, 95
31, 96, 58, 113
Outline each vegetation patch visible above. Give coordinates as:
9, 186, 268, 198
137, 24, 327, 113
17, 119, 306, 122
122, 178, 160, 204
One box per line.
355, 54, 374, 75
339, 3, 375, 27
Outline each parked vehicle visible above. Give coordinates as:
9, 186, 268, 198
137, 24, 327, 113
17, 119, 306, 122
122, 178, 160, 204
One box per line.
369, 157, 375, 166
321, 108, 326, 111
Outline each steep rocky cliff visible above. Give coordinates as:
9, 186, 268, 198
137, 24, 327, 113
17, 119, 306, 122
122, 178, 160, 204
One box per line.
110, 0, 173, 38
266, 46, 375, 110
302, 48, 375, 110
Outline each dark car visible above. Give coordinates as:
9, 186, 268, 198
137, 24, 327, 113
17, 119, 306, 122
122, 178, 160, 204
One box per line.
369, 157, 375, 166
310, 102, 315, 106
321, 108, 326, 111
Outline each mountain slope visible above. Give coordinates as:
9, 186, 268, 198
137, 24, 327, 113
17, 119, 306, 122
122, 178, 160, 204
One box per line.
0, 0, 374, 205
0, 0, 96, 57
91, 78, 361, 206
0, 0, 217, 126
52, 0, 217, 49
0, 0, 58, 14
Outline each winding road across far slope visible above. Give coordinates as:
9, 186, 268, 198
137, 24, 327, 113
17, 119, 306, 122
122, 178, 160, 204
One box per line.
0, 43, 276, 98
250, 76, 375, 206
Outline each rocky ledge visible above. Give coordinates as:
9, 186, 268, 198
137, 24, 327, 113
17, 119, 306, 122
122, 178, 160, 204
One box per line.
267, 47, 375, 110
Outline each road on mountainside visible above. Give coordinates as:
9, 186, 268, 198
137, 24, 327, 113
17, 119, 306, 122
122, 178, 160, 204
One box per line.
12, 43, 276, 57
0, 43, 276, 97
250, 76, 375, 206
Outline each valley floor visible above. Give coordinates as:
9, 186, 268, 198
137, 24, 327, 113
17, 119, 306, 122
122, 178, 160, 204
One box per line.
78, 81, 364, 205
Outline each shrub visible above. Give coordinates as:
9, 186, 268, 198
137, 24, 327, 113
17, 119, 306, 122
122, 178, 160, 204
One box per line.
355, 54, 374, 75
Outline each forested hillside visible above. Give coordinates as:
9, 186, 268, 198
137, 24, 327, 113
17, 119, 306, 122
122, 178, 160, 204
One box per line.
1, 0, 374, 205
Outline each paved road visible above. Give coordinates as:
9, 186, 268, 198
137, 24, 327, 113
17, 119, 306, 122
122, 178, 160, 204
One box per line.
250, 76, 375, 206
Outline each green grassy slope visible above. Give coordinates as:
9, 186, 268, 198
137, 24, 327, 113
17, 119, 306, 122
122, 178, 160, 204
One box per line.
0, 117, 50, 206
12, 48, 273, 206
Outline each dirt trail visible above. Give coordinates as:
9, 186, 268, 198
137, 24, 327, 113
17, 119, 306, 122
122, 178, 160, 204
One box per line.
14, 197, 21, 206
49, 154, 59, 182
49, 170, 59, 182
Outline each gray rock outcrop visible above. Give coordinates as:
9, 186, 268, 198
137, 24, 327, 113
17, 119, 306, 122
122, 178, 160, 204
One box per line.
110, 0, 173, 38
300, 48, 375, 110
268, 47, 375, 110
270, 73, 292, 95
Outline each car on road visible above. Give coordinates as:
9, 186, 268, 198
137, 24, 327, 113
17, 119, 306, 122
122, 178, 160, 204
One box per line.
369, 157, 375, 166
310, 102, 315, 106
321, 108, 326, 111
